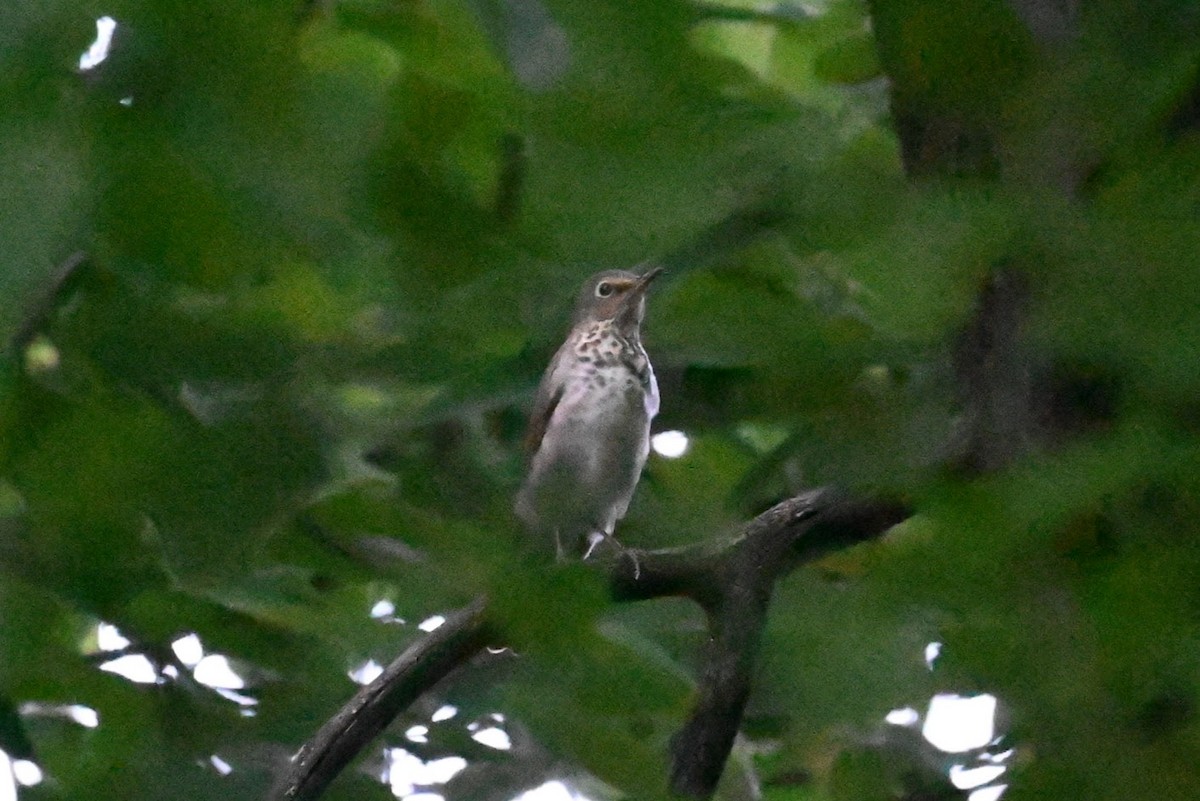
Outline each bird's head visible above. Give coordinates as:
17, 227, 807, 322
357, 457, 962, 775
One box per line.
572, 267, 663, 332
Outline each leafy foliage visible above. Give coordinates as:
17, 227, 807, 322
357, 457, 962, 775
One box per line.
1, 1, 1199, 799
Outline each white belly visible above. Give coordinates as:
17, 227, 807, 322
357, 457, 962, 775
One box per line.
521, 363, 657, 535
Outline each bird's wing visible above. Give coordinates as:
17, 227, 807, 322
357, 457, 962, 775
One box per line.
524, 342, 570, 456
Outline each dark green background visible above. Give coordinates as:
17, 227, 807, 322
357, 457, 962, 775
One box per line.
1, 1, 1198, 799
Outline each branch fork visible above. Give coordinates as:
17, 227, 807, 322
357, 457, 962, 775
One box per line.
270, 488, 910, 801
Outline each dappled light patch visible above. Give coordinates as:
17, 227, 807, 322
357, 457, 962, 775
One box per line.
650, 429, 690, 459
382, 748, 467, 797
207, 754, 233, 776
98, 654, 159, 685
470, 725, 512, 751
884, 706, 918, 726
923, 693, 998, 753
969, 785, 1008, 801
418, 615, 447, 632
78, 16, 117, 72
514, 780, 587, 801
349, 658, 384, 686
0, 750, 39, 801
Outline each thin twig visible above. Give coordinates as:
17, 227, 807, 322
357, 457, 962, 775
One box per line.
9, 251, 89, 354
690, 2, 810, 26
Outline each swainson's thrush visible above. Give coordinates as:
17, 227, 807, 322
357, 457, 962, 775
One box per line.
515, 267, 663, 559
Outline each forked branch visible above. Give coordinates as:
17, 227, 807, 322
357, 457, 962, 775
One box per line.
269, 489, 910, 801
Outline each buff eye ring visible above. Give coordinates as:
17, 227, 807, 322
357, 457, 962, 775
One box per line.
595, 282, 614, 298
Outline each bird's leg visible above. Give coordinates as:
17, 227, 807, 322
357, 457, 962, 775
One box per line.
554, 528, 567, 562
582, 529, 640, 580
582, 531, 605, 560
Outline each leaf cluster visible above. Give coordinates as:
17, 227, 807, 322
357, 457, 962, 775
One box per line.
1, 1, 1199, 800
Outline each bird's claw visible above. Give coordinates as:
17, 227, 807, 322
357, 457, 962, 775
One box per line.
624, 548, 641, 581
582, 532, 640, 580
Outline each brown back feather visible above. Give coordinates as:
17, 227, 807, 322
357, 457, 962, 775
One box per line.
524, 381, 563, 457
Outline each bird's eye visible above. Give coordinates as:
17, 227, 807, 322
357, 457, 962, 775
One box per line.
595, 282, 614, 298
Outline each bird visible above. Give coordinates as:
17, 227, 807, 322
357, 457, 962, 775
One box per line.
515, 267, 663, 562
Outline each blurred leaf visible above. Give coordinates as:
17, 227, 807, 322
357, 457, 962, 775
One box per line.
829, 748, 891, 801
813, 34, 881, 85
847, 185, 1016, 341
756, 569, 937, 747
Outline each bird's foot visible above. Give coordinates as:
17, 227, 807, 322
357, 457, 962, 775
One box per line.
583, 532, 640, 580
624, 547, 641, 581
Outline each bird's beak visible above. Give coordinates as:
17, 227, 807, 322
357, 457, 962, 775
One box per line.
631, 266, 664, 296
613, 267, 662, 326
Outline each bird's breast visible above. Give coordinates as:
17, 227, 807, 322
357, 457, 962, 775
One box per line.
542, 326, 658, 444
559, 363, 647, 424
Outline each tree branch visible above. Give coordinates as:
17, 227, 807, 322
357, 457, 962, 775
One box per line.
607, 489, 909, 608
272, 489, 910, 801
267, 596, 492, 801
8, 251, 89, 354
634, 488, 911, 798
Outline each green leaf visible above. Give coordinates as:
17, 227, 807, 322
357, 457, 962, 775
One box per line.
813, 34, 881, 85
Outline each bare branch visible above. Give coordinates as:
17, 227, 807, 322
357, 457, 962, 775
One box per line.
650, 489, 911, 798
267, 596, 492, 801
607, 489, 910, 607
